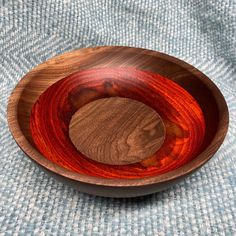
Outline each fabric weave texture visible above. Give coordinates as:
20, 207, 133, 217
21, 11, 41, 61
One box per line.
0, 0, 236, 235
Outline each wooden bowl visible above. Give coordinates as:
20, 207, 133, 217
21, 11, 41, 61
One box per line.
7, 46, 229, 198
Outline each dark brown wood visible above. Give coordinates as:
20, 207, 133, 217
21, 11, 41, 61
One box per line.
7, 46, 229, 197
69, 97, 165, 165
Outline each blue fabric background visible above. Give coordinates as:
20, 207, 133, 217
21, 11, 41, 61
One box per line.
0, 0, 235, 235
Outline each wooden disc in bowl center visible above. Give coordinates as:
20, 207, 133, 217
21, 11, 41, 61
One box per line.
69, 97, 165, 165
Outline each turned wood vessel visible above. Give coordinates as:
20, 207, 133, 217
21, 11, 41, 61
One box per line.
7, 46, 229, 197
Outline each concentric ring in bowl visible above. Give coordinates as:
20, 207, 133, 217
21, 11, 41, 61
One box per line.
30, 67, 205, 179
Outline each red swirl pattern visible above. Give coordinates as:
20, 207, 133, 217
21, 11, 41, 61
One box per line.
30, 67, 205, 179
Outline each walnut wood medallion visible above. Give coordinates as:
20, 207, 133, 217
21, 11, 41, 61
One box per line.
69, 97, 165, 165
7, 46, 229, 197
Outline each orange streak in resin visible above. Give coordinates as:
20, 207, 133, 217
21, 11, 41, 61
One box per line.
30, 68, 206, 179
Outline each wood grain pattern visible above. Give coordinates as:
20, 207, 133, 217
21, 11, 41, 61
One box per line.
29, 67, 205, 178
7, 46, 229, 197
69, 97, 165, 165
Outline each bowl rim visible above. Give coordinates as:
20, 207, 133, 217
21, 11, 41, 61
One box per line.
7, 46, 229, 187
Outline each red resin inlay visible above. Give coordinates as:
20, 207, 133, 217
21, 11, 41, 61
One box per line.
30, 67, 205, 179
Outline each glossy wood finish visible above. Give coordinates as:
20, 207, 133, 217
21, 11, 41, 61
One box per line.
29, 67, 205, 178
69, 97, 165, 165
7, 46, 229, 197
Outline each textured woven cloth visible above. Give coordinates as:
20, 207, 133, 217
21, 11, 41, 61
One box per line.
0, 1, 236, 235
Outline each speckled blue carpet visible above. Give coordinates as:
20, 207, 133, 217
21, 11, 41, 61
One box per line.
0, 1, 236, 235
